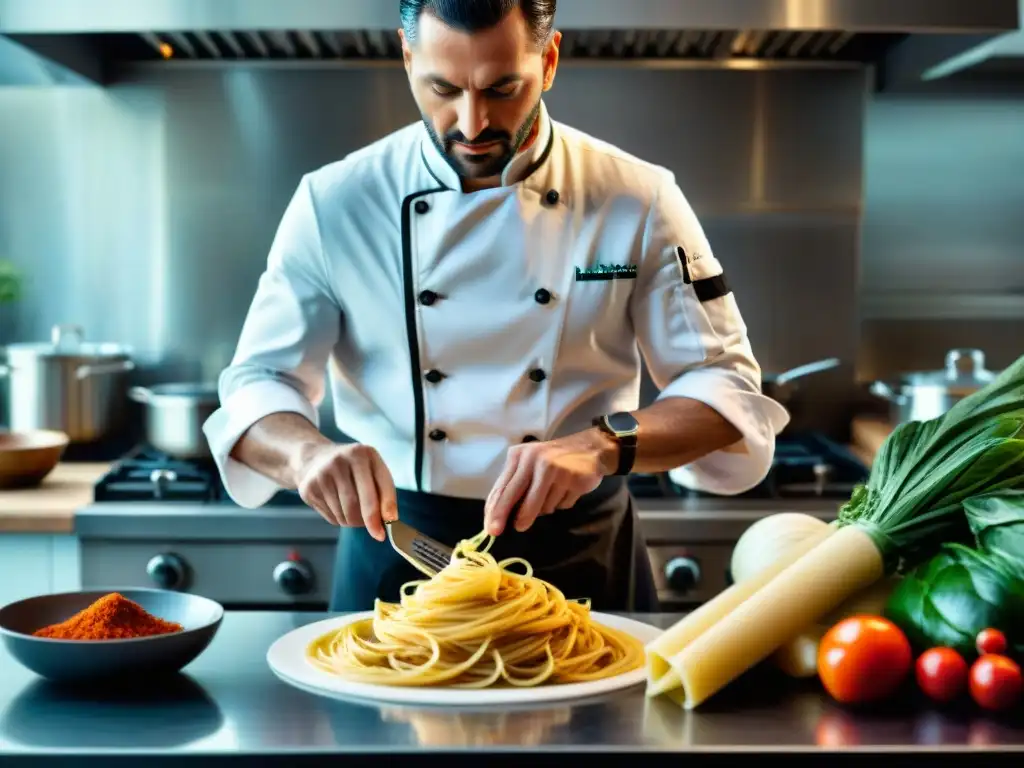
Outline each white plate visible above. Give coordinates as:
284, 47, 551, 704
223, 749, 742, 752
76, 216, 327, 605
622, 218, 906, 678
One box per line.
267, 611, 662, 708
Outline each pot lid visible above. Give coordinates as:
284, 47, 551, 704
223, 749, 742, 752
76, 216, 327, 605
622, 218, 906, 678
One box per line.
902, 349, 997, 391
3, 324, 130, 359
132, 382, 220, 404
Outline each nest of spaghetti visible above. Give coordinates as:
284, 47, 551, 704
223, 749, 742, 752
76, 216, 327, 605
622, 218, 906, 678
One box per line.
306, 531, 645, 688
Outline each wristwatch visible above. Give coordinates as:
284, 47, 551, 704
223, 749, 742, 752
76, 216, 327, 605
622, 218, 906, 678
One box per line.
592, 411, 640, 476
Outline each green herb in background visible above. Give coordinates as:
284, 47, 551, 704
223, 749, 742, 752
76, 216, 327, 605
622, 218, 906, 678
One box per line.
886, 491, 1024, 660
0, 260, 21, 304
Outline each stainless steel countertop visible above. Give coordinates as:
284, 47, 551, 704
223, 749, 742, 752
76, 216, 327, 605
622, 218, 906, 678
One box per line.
1, 612, 1022, 765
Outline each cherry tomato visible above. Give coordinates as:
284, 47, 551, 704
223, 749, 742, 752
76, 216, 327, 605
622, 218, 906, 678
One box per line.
976, 628, 1008, 656
969, 654, 1022, 712
915, 647, 968, 703
818, 615, 913, 704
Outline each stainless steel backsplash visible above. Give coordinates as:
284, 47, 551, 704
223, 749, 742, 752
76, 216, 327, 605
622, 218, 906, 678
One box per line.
859, 82, 1024, 383
0, 65, 868, 437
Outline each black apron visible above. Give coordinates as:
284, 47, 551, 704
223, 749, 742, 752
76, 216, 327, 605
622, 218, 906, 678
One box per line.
328, 476, 660, 613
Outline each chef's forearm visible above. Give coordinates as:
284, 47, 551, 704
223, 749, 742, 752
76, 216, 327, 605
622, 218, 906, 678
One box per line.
230, 412, 333, 489
583, 397, 743, 475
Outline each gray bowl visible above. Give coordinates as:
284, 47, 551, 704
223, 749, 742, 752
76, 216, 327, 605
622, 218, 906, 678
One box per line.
0, 588, 224, 683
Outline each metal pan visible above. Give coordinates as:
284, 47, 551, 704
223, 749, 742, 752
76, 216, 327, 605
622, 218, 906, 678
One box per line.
762, 358, 842, 404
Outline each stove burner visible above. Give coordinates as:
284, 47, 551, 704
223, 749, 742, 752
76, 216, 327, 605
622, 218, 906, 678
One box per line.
96, 433, 868, 505
627, 432, 870, 500
93, 445, 305, 506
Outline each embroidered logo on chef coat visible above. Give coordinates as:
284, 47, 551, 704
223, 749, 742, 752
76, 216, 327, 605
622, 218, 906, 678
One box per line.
575, 264, 638, 282
675, 245, 731, 302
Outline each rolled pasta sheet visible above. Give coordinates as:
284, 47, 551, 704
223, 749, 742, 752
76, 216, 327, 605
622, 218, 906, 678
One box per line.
645, 523, 836, 698
647, 524, 884, 709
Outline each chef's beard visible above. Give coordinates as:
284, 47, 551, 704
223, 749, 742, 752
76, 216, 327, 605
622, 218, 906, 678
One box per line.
424, 99, 541, 181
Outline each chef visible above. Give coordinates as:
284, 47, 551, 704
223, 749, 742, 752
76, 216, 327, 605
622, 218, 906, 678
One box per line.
203, 0, 790, 612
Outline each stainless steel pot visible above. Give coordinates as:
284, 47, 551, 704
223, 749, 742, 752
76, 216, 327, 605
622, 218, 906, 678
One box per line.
869, 348, 998, 423
130, 383, 220, 460
762, 357, 842, 404
0, 324, 135, 442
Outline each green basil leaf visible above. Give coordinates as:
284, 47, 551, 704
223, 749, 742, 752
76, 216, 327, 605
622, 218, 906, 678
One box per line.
886, 551, 973, 654
885, 570, 932, 651
929, 546, 1004, 637
964, 490, 1024, 578
886, 543, 1024, 660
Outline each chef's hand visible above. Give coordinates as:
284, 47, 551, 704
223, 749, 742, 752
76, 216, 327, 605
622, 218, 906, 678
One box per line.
294, 443, 398, 542
484, 431, 616, 536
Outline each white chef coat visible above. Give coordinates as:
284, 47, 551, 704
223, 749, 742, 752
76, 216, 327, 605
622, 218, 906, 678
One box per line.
203, 100, 790, 509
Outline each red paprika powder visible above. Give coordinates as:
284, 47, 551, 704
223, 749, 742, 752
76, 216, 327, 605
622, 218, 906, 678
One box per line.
33, 593, 183, 640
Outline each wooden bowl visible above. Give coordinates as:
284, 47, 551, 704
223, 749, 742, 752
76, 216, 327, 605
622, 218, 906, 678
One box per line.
0, 430, 70, 489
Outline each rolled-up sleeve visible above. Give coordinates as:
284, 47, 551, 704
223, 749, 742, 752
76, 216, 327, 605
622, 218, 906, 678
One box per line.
630, 172, 790, 494
202, 175, 341, 508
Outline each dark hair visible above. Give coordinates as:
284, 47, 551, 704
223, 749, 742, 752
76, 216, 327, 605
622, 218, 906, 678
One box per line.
400, 0, 556, 48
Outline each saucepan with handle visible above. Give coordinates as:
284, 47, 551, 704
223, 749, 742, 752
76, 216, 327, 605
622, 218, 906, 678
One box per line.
761, 358, 842, 406
0, 324, 135, 443
868, 348, 999, 424
129, 383, 219, 460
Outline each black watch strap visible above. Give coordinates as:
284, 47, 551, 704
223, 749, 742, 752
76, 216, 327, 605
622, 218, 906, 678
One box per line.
613, 433, 638, 476
593, 412, 639, 476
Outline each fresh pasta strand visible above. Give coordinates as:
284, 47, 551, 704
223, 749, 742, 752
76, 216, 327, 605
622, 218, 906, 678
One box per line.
306, 530, 646, 688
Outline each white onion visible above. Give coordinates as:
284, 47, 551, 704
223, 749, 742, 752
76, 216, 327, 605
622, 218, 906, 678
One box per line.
730, 513, 831, 584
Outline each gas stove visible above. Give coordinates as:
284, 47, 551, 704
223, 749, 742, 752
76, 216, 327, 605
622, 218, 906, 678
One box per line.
88, 432, 866, 505
92, 446, 304, 506
634, 432, 870, 610
77, 445, 330, 610
74, 432, 868, 612
629, 432, 869, 501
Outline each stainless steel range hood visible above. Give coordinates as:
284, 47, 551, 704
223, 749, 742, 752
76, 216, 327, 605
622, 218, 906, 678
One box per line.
906, 0, 1024, 79
0, 0, 1020, 86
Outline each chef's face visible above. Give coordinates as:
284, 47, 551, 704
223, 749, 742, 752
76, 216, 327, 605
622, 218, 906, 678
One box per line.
400, 8, 561, 186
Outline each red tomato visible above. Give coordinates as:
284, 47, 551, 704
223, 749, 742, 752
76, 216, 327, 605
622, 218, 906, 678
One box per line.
969, 654, 1022, 712
915, 648, 968, 703
976, 628, 1008, 656
818, 615, 913, 704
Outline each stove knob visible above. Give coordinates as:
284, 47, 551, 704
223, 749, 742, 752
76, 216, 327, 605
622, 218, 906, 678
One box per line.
274, 560, 314, 596
147, 553, 187, 591
665, 556, 701, 593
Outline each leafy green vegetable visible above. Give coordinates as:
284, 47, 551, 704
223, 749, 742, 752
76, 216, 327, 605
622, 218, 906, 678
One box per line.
838, 353, 1024, 572
885, 491, 1024, 659
964, 490, 1024, 580
886, 543, 1024, 660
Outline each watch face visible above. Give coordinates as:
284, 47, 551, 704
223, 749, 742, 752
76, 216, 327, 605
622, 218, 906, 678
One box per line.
606, 411, 639, 435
